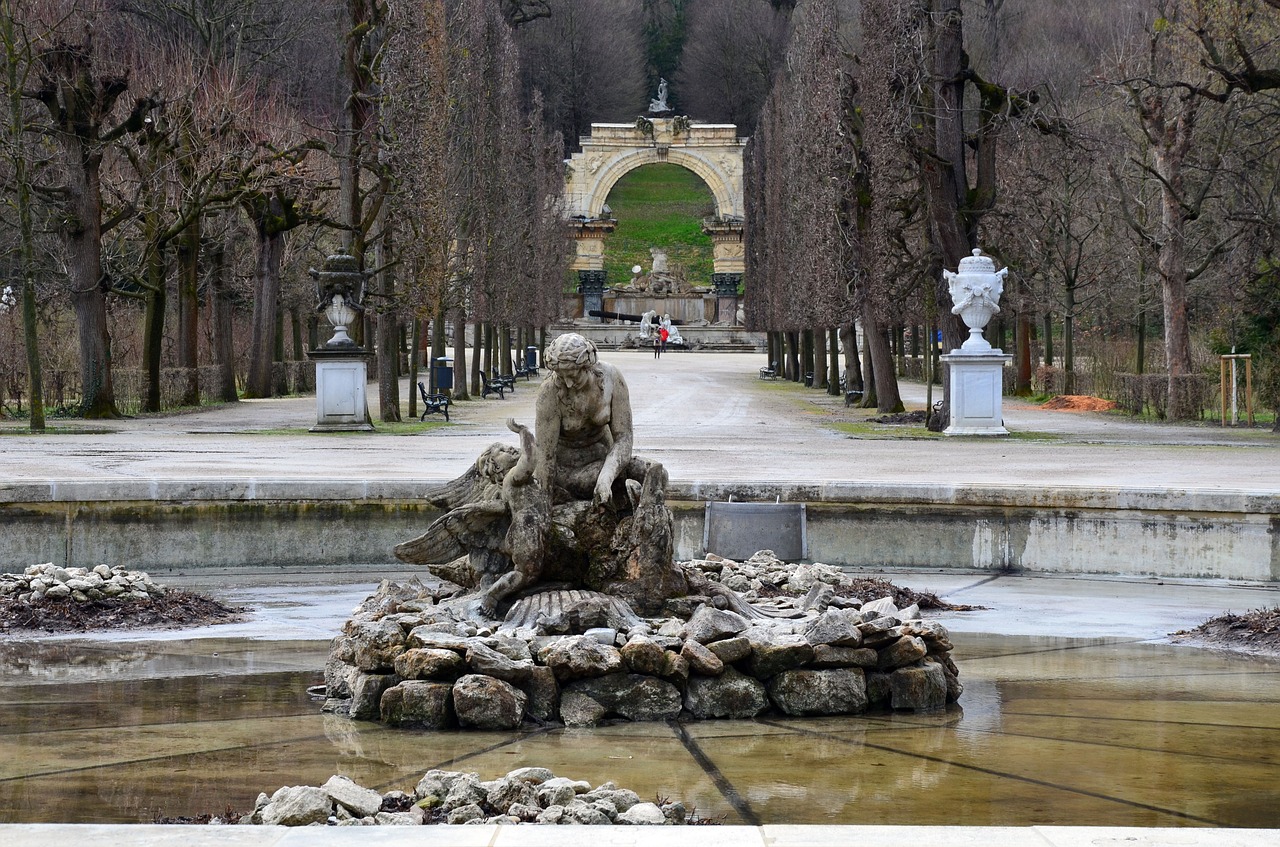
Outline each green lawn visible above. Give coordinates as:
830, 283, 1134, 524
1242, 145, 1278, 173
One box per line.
602, 164, 715, 287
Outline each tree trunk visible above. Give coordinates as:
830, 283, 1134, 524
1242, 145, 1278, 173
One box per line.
7, 46, 44, 429
1015, 309, 1032, 395
1042, 312, 1053, 367
244, 227, 285, 398
840, 325, 861, 393
141, 234, 166, 413
66, 143, 118, 418
209, 234, 238, 403
453, 310, 470, 400
863, 307, 903, 413
827, 327, 840, 395
176, 218, 200, 406
785, 331, 800, 381
376, 219, 401, 421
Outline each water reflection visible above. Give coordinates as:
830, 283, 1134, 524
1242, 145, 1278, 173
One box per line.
0, 634, 1277, 826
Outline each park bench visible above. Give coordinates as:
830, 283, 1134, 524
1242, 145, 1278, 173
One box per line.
513, 360, 537, 380
479, 371, 506, 399
839, 372, 862, 407
758, 361, 779, 380
416, 382, 451, 422
491, 369, 517, 393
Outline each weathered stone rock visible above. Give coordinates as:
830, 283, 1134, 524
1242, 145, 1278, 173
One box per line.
466, 641, 534, 682
393, 647, 465, 680
564, 799, 612, 824
441, 773, 487, 812
860, 596, 899, 616
350, 672, 400, 721
375, 810, 422, 825
747, 630, 814, 678
517, 665, 559, 721
941, 654, 963, 702
662, 801, 688, 824
810, 644, 878, 669
405, 628, 473, 652
483, 636, 534, 662
900, 620, 954, 652
803, 609, 865, 647
865, 670, 891, 706
897, 603, 920, 621
877, 635, 928, 670
767, 668, 868, 716
586, 787, 640, 813
379, 680, 454, 729
415, 769, 465, 804
506, 766, 555, 784
452, 675, 528, 729
536, 804, 565, 824
618, 801, 666, 825
560, 691, 608, 727
707, 635, 752, 664
680, 639, 725, 676
322, 775, 383, 818
620, 635, 668, 676
485, 776, 538, 811
538, 781, 578, 807
858, 615, 900, 646
446, 803, 484, 824
684, 667, 769, 719
561, 673, 682, 724
537, 635, 623, 681
260, 786, 332, 826
889, 660, 947, 711
685, 606, 749, 644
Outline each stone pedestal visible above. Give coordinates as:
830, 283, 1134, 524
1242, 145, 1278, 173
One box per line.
578, 270, 606, 323
308, 348, 374, 432
941, 351, 1012, 436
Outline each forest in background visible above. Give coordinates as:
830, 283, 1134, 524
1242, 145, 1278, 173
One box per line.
0, 0, 1277, 429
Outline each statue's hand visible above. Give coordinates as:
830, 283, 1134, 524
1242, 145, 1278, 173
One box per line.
593, 475, 614, 507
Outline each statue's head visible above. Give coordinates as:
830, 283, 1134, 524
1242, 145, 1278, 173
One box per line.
544, 333, 598, 372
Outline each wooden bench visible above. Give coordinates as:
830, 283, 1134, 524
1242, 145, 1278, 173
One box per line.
479, 371, 506, 399
513, 359, 538, 380
758, 361, 779, 380
416, 382, 451, 422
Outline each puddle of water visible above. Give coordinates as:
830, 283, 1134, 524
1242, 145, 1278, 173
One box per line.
1, 633, 1278, 826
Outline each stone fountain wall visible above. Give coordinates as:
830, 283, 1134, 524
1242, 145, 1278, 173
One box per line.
324, 554, 960, 730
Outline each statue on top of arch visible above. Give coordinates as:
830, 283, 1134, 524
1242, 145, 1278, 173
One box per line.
648, 78, 671, 115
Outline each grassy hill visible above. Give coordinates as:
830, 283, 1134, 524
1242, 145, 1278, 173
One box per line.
602, 164, 715, 288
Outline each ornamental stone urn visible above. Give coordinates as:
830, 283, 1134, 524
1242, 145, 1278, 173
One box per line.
939, 248, 1012, 436
943, 249, 1008, 353
310, 252, 368, 348
307, 251, 373, 432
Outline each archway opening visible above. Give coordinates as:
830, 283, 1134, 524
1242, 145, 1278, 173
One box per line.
603, 163, 715, 287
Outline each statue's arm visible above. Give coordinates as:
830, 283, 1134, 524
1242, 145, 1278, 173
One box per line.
533, 384, 559, 491
595, 368, 634, 504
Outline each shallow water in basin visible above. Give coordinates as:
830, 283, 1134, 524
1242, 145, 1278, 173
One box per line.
1, 633, 1278, 827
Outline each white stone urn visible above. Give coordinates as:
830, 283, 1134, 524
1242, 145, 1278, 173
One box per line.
944, 249, 1008, 353
324, 293, 357, 347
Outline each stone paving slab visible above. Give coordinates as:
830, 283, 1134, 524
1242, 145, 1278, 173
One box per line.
0, 352, 1275, 493
5, 824, 1276, 847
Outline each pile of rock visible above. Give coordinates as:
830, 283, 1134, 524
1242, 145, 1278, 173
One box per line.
240, 768, 692, 826
0, 563, 165, 604
325, 554, 961, 730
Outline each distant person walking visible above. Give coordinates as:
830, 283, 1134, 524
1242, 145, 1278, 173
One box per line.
657, 325, 669, 359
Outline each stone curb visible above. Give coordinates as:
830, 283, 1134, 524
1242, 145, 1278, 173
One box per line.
2, 478, 1276, 514
2, 824, 1276, 846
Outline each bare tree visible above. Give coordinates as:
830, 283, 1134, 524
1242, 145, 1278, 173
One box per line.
28, 6, 157, 418
513, 0, 647, 154
674, 0, 789, 131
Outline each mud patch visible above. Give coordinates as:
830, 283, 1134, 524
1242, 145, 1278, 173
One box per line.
0, 590, 246, 633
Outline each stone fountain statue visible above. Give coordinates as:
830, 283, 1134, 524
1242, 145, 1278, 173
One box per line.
939, 248, 1013, 435
394, 333, 733, 619
325, 333, 963, 730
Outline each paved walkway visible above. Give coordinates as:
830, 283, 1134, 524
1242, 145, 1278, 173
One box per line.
1, 351, 1275, 493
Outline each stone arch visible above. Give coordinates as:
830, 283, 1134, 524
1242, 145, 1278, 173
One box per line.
582, 147, 737, 221
565, 119, 747, 282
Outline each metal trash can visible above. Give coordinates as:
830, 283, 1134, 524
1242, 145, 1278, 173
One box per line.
434, 356, 454, 391
525, 346, 538, 369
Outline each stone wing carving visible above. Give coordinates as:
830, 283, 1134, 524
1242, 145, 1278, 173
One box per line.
393, 500, 509, 565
